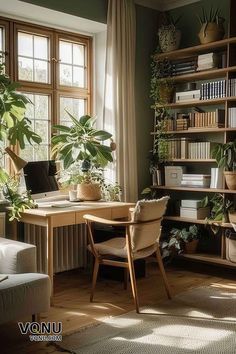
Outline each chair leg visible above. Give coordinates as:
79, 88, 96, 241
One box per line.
90, 258, 100, 302
124, 268, 129, 290
32, 314, 40, 322
156, 247, 172, 299
127, 255, 140, 313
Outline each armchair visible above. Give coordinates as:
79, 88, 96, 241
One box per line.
84, 197, 171, 313
0, 237, 50, 324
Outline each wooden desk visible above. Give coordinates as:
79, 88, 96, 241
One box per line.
20, 201, 134, 293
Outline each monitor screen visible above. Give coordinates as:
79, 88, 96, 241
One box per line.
23, 160, 59, 196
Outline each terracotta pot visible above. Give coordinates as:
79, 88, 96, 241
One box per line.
158, 26, 181, 52
198, 22, 224, 44
77, 183, 102, 201
224, 171, 236, 190
184, 239, 199, 254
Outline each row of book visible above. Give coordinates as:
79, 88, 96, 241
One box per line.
228, 107, 236, 128
166, 138, 216, 160
200, 80, 226, 100
228, 78, 236, 97
181, 174, 211, 188
171, 58, 197, 76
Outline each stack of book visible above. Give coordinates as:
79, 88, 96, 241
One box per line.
197, 53, 218, 71
228, 78, 236, 97
175, 89, 201, 103
181, 174, 211, 188
152, 168, 162, 186
200, 80, 226, 100
228, 107, 236, 128
180, 199, 210, 219
172, 59, 197, 76
176, 115, 189, 130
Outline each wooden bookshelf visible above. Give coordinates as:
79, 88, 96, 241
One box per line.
151, 128, 236, 135
179, 253, 236, 268
167, 159, 216, 162
155, 97, 236, 109
164, 216, 233, 228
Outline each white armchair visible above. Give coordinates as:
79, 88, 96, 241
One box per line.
0, 237, 50, 324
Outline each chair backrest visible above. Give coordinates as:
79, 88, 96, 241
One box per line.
129, 196, 169, 252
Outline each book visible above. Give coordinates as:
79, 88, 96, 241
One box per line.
180, 206, 210, 219
181, 200, 202, 208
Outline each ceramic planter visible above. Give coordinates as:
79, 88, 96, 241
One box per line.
198, 22, 224, 44
158, 25, 181, 53
224, 171, 236, 190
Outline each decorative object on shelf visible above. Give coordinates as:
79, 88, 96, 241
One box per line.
208, 193, 233, 225
158, 12, 182, 53
0, 59, 41, 220
150, 58, 174, 105
52, 113, 118, 201
164, 224, 200, 256
197, 7, 225, 44
211, 141, 236, 190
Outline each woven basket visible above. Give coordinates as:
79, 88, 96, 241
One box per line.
77, 183, 102, 201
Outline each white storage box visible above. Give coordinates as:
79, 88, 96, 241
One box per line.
165, 166, 186, 186
180, 206, 210, 219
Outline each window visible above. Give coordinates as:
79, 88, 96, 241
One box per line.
0, 18, 92, 161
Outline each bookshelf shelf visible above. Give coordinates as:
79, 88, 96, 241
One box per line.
151, 186, 236, 194
168, 159, 216, 162
151, 128, 230, 135
164, 216, 233, 228
179, 253, 236, 268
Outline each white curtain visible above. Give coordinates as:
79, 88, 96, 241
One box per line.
103, 0, 138, 202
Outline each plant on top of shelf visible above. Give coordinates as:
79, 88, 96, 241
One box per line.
158, 12, 182, 53
211, 140, 236, 190
150, 57, 174, 105
51, 112, 118, 201
0, 59, 42, 220
197, 6, 225, 44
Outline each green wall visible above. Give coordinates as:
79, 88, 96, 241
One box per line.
135, 5, 159, 195
169, 0, 230, 47
22, 0, 108, 23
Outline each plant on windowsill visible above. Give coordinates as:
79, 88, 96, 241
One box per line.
197, 6, 225, 44
211, 140, 236, 190
0, 60, 42, 220
51, 112, 118, 201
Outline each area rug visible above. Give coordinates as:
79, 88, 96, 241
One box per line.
56, 286, 236, 354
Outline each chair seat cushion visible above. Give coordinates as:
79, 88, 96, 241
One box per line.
0, 273, 50, 324
88, 237, 157, 259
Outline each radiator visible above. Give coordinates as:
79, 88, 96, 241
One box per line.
24, 224, 88, 274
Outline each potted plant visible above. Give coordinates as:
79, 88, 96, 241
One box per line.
197, 7, 225, 44
164, 224, 200, 255
0, 60, 42, 220
158, 12, 182, 53
211, 141, 236, 190
151, 57, 175, 105
51, 113, 115, 201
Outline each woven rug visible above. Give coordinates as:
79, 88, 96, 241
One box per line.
56, 286, 236, 354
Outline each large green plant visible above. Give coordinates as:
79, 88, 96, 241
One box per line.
51, 113, 113, 170
211, 141, 236, 171
0, 60, 42, 220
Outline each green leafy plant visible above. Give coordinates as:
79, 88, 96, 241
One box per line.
162, 224, 199, 256
0, 60, 42, 220
197, 6, 224, 25
211, 141, 236, 171
150, 57, 174, 105
51, 113, 113, 170
208, 193, 233, 223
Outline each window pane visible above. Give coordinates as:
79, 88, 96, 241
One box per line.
73, 44, 84, 66
73, 66, 84, 87
18, 57, 33, 81
60, 41, 72, 64
18, 32, 33, 57
60, 64, 72, 86
60, 96, 85, 123
34, 59, 48, 83
34, 36, 48, 60
20, 93, 50, 161
17, 31, 50, 83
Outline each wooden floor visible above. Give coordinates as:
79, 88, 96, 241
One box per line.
1, 260, 236, 354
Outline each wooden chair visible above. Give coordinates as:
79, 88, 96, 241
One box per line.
83, 196, 171, 313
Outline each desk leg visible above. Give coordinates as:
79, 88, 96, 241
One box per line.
46, 218, 54, 299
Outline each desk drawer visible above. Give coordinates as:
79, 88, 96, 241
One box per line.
51, 213, 76, 227
76, 208, 112, 224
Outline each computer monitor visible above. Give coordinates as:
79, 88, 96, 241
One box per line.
23, 160, 60, 199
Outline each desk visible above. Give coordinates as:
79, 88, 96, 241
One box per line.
20, 201, 134, 293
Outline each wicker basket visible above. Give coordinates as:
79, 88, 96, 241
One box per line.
77, 183, 102, 201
